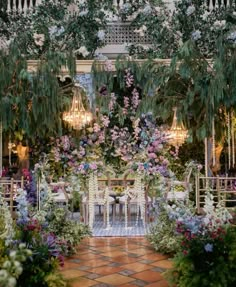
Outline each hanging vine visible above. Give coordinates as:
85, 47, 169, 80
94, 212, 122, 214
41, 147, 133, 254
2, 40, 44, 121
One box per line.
0, 43, 75, 138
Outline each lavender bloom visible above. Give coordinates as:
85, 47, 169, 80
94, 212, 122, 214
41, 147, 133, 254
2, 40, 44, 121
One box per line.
192, 30, 201, 41
97, 30, 105, 41
143, 4, 152, 15
204, 243, 213, 252
16, 189, 29, 225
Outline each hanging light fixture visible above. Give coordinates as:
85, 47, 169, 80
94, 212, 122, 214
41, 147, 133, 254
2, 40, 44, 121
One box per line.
63, 84, 93, 130
168, 107, 188, 148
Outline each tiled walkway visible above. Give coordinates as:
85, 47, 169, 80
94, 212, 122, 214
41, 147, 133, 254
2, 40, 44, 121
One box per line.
61, 237, 172, 287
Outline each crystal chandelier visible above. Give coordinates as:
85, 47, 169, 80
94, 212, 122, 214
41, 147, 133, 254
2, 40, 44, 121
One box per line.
63, 84, 93, 130
168, 107, 188, 147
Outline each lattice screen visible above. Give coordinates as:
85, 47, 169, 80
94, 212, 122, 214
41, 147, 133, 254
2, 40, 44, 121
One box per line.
105, 23, 151, 45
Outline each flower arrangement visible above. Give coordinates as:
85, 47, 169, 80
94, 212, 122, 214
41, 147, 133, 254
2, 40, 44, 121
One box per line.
0, 241, 32, 287
76, 161, 104, 176
0, 183, 90, 287
147, 199, 195, 254
165, 193, 236, 287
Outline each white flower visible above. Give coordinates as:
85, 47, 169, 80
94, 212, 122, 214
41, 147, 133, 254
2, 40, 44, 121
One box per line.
201, 11, 210, 21
143, 4, 152, 15
95, 52, 108, 60
104, 60, 113, 71
48, 26, 65, 38
9, 251, 17, 258
186, 5, 195, 16
97, 30, 105, 41
33, 33, 45, 47
154, 6, 161, 13
191, 30, 201, 41
77, 46, 89, 57
8, 277, 17, 287
3, 260, 11, 268
227, 31, 236, 42
134, 25, 147, 37
142, 45, 149, 51
79, 9, 88, 16
0, 269, 8, 279
142, 25, 147, 32
163, 21, 170, 29
19, 243, 26, 249
121, 3, 132, 13
213, 20, 226, 29
233, 11, 236, 16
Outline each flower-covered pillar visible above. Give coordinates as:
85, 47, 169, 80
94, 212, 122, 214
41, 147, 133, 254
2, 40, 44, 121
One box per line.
88, 172, 96, 228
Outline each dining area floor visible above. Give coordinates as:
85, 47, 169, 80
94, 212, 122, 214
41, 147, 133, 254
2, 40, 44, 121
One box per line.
61, 237, 172, 287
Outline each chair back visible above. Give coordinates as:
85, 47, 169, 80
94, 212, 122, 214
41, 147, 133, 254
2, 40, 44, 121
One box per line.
0, 177, 24, 218
124, 172, 145, 201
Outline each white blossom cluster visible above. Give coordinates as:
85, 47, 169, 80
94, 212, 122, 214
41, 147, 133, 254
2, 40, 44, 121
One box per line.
0, 244, 32, 287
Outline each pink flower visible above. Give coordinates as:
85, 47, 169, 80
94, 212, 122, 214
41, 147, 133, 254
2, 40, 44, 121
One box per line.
109, 93, 116, 111
124, 69, 134, 87
198, 164, 203, 170
101, 115, 110, 127
131, 88, 140, 110
90, 163, 98, 170
138, 164, 145, 171
93, 123, 101, 133
124, 96, 129, 108
104, 60, 113, 71
147, 146, 155, 153
148, 153, 157, 159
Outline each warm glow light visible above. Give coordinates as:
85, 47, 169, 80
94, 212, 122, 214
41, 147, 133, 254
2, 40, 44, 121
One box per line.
63, 85, 93, 130
168, 107, 188, 147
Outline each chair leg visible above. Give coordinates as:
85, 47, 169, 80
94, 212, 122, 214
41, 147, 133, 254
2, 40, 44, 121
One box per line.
103, 205, 106, 226
128, 204, 131, 226
112, 203, 116, 222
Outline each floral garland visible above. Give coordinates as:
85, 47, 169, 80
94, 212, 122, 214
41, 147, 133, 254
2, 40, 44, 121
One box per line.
124, 173, 146, 228
88, 172, 111, 229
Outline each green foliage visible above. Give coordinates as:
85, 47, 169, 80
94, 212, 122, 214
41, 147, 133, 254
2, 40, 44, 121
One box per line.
0, 44, 74, 138
47, 208, 91, 255
124, 0, 236, 59
147, 204, 181, 254
0, 241, 32, 287
165, 226, 236, 287
69, 190, 81, 212
0, 0, 113, 58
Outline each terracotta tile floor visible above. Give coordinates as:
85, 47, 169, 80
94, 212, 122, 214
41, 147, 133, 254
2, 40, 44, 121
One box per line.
61, 237, 172, 287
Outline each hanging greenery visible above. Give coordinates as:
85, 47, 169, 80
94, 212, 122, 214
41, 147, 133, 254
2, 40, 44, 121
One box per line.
93, 28, 236, 142
0, 43, 75, 138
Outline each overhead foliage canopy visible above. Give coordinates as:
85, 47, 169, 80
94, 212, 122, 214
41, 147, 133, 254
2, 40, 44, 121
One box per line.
93, 7, 236, 141
0, 0, 114, 58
